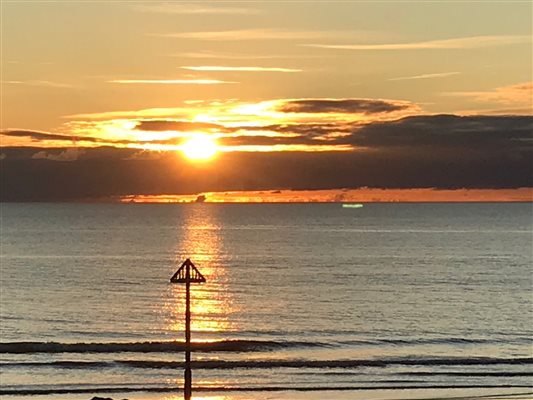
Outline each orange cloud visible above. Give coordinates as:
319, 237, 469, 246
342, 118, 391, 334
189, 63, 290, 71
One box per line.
305, 35, 531, 50
444, 82, 533, 109
135, 3, 261, 15
108, 79, 237, 85
389, 72, 460, 81
180, 66, 302, 73
157, 29, 337, 41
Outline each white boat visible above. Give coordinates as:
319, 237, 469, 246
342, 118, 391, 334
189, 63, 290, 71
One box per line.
342, 203, 364, 208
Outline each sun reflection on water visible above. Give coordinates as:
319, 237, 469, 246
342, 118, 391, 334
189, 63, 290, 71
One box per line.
162, 205, 236, 336
163, 396, 231, 400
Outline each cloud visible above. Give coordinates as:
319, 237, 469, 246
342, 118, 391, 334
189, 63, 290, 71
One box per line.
389, 72, 461, 81
461, 107, 533, 116
1, 129, 112, 144
443, 82, 533, 108
348, 115, 533, 152
180, 66, 302, 73
277, 98, 415, 114
3, 80, 74, 88
135, 120, 229, 132
6, 96, 524, 166
31, 148, 84, 162
63, 97, 415, 125
174, 51, 328, 60
108, 79, 237, 85
1, 129, 134, 146
64, 107, 188, 120
304, 35, 531, 50
135, 3, 260, 15
212, 114, 533, 157
219, 115, 533, 153
2, 115, 532, 201
156, 29, 334, 41
259, 122, 355, 137
10, 114, 530, 161
2, 124, 531, 202
217, 135, 326, 147
2, 129, 76, 142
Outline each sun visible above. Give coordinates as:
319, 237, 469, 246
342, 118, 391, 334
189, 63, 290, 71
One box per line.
181, 135, 218, 160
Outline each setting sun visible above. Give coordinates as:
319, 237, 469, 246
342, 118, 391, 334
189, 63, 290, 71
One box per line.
181, 135, 218, 160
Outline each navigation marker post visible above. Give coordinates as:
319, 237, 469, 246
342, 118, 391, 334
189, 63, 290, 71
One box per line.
170, 258, 206, 400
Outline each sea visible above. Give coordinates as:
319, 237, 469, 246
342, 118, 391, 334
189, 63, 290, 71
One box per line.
1, 202, 532, 400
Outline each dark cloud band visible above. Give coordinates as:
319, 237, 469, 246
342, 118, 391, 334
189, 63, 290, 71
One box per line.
277, 98, 413, 114
2, 114, 532, 200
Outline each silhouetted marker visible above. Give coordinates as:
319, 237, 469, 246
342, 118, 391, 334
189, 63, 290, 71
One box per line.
170, 258, 206, 400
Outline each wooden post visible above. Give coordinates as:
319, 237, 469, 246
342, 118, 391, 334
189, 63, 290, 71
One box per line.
184, 263, 192, 400
170, 259, 206, 400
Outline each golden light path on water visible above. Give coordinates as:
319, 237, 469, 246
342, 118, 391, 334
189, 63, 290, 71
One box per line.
163, 397, 230, 400
162, 205, 236, 337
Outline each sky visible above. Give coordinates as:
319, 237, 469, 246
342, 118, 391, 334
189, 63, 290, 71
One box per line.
1, 1, 532, 201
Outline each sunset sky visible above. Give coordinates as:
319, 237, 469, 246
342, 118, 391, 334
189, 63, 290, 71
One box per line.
1, 1, 532, 201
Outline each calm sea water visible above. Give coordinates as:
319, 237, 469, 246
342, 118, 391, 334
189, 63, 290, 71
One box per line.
1, 203, 532, 400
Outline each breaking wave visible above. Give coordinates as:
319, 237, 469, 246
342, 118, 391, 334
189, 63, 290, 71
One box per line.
2, 357, 531, 370
1, 336, 530, 354
0, 339, 326, 354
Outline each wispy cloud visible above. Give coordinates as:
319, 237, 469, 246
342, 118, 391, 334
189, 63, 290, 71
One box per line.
443, 82, 533, 108
176, 51, 278, 60
64, 107, 189, 120
180, 66, 302, 73
389, 72, 461, 81
3, 80, 74, 88
64, 96, 418, 127
155, 29, 333, 41
135, 3, 260, 15
304, 35, 531, 50
174, 51, 327, 60
460, 107, 533, 116
108, 79, 237, 85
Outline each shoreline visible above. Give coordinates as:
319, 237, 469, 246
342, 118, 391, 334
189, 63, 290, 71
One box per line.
2, 388, 532, 400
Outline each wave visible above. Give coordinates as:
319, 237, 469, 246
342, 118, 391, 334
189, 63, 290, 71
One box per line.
400, 372, 533, 377
0, 339, 326, 354
2, 336, 530, 354
337, 337, 533, 346
2, 357, 531, 370
1, 385, 532, 396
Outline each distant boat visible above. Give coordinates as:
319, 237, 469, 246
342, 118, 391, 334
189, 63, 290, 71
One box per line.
342, 203, 364, 208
